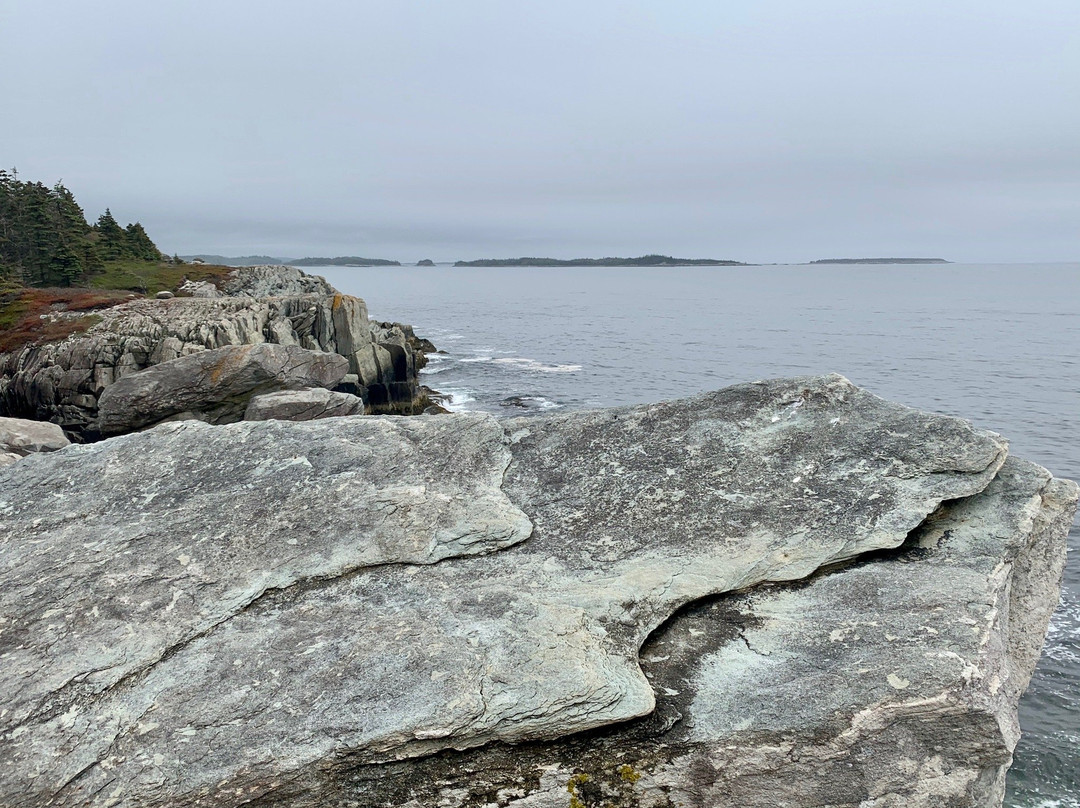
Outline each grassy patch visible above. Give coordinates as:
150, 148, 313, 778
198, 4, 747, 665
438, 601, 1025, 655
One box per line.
87, 260, 235, 295
0, 288, 134, 353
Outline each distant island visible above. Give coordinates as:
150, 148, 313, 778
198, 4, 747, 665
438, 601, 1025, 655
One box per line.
180, 255, 285, 267
289, 257, 401, 267
454, 254, 749, 267
178, 255, 403, 268
808, 258, 951, 265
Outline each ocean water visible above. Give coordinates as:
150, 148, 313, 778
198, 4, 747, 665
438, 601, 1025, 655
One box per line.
316, 262, 1080, 807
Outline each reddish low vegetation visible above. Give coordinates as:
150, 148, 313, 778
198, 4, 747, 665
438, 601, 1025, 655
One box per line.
0, 288, 134, 353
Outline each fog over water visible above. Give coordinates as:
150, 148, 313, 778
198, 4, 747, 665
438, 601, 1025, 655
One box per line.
2, 1, 1078, 262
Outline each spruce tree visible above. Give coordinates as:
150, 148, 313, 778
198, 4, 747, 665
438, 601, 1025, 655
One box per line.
94, 208, 128, 260
0, 171, 164, 287
124, 222, 160, 261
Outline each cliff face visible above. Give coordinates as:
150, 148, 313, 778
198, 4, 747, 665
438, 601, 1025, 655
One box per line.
0, 375, 1073, 808
0, 266, 430, 439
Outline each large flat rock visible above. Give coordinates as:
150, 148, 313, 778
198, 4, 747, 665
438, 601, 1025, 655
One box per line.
0, 374, 1073, 808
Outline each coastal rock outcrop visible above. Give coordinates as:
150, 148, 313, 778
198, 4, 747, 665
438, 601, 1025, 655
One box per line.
0, 266, 430, 438
0, 375, 1074, 808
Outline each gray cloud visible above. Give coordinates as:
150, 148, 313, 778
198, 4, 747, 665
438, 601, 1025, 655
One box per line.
2, 0, 1077, 262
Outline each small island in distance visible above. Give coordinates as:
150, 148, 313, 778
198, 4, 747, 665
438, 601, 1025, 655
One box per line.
290, 256, 402, 267
454, 254, 749, 267
808, 258, 951, 265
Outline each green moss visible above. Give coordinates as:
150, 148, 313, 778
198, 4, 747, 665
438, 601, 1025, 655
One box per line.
0, 295, 31, 332
565, 763, 649, 808
567, 773, 591, 808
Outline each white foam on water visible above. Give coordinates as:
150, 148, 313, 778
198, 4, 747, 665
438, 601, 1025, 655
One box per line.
491, 357, 582, 373
504, 396, 563, 410
459, 356, 493, 363
530, 397, 563, 410
420, 365, 449, 375
440, 389, 476, 412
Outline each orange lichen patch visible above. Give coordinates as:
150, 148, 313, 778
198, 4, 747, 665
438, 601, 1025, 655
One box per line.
208, 346, 251, 384
332, 293, 344, 310
0, 287, 134, 353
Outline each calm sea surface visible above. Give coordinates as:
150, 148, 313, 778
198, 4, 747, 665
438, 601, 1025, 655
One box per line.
316, 262, 1079, 807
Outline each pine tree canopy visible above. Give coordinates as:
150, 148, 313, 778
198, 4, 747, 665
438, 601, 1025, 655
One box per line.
0, 171, 162, 287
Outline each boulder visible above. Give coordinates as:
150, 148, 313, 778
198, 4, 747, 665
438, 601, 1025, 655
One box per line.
96, 343, 349, 435
176, 279, 220, 298
0, 415, 70, 456
0, 375, 1073, 808
244, 387, 365, 421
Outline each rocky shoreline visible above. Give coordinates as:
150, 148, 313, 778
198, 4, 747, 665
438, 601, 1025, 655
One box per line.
0, 370, 1075, 808
0, 265, 441, 442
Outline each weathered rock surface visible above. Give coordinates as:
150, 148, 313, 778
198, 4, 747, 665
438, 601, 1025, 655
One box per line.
0, 375, 1074, 808
0, 266, 430, 439
96, 344, 350, 434
0, 415, 70, 457
219, 265, 337, 298
244, 387, 366, 421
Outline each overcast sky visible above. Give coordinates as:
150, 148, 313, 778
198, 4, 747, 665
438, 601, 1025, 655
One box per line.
2, 1, 1078, 262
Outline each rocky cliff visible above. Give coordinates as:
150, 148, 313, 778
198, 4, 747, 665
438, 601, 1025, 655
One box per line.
0, 266, 432, 439
0, 374, 1074, 808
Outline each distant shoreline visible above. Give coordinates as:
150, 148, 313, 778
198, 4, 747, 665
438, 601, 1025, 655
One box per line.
181, 254, 957, 268
807, 258, 950, 265
453, 255, 749, 267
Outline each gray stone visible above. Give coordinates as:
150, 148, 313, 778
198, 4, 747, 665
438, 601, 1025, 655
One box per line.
154, 290, 174, 300
219, 265, 337, 298
177, 279, 221, 298
0, 415, 70, 456
0, 375, 1073, 808
96, 343, 350, 435
244, 387, 366, 421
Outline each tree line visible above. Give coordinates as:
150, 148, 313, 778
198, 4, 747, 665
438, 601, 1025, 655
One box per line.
0, 169, 162, 287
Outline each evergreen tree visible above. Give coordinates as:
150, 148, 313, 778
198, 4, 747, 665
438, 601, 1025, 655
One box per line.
0, 171, 163, 287
94, 208, 128, 260
0, 168, 162, 285
124, 222, 161, 261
